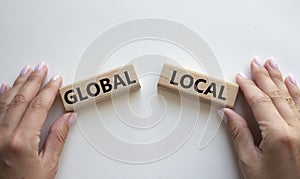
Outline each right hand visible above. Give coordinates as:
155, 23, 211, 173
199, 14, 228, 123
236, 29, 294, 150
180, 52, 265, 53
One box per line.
221, 57, 300, 179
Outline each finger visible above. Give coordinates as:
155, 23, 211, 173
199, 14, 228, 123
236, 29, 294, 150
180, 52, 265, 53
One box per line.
18, 74, 62, 133
0, 83, 10, 97
251, 57, 296, 125
0, 65, 32, 125
0, 83, 8, 95
284, 75, 300, 111
264, 58, 299, 116
2, 62, 48, 132
40, 113, 76, 170
237, 73, 284, 125
220, 108, 260, 168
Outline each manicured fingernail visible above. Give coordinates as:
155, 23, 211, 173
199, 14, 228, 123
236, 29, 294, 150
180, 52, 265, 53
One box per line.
68, 113, 77, 127
253, 56, 264, 67
268, 57, 278, 69
288, 74, 297, 85
0, 83, 6, 94
217, 109, 227, 123
19, 65, 31, 76
237, 72, 248, 79
34, 62, 45, 72
50, 74, 61, 82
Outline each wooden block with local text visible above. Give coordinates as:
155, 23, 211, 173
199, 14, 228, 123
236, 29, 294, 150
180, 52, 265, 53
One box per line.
157, 63, 239, 108
59, 64, 140, 111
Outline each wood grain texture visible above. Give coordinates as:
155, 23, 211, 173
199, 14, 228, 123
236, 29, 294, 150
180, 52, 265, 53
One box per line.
157, 63, 239, 108
59, 64, 140, 111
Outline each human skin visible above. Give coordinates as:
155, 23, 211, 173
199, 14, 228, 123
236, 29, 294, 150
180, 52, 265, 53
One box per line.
0, 62, 76, 179
1, 58, 300, 179
220, 57, 300, 179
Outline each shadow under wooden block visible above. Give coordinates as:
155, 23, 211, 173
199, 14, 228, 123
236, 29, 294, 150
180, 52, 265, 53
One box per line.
157, 63, 239, 108
59, 64, 141, 112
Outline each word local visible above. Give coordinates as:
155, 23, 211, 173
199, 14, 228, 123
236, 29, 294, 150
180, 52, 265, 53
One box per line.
59, 64, 140, 111
157, 63, 239, 108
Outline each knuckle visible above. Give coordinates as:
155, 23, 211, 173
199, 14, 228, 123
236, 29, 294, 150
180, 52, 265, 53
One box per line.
29, 97, 45, 109
12, 77, 26, 87
50, 125, 68, 146
268, 89, 285, 102
284, 97, 297, 108
27, 73, 42, 85
55, 130, 67, 145
0, 102, 10, 112
10, 93, 29, 107
292, 90, 300, 99
274, 132, 297, 149
230, 124, 241, 142
249, 93, 272, 106
44, 81, 58, 89
270, 71, 283, 80
8, 133, 28, 154
254, 69, 269, 80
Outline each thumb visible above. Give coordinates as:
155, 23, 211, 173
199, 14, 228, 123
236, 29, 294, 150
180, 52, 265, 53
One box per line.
220, 108, 259, 165
40, 112, 77, 168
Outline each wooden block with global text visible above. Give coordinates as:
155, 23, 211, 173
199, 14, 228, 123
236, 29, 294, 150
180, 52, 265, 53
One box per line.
59, 64, 140, 111
157, 63, 239, 108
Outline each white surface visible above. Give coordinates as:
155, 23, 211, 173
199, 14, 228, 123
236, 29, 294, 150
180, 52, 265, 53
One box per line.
1, 0, 300, 178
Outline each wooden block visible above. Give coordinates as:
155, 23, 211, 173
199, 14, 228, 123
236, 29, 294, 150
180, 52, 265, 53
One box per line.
59, 64, 140, 111
157, 63, 239, 108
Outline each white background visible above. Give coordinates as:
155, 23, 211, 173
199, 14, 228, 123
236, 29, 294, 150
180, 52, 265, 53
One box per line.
1, 0, 300, 178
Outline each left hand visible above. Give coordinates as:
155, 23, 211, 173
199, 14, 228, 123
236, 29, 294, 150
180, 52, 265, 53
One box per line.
0, 62, 76, 179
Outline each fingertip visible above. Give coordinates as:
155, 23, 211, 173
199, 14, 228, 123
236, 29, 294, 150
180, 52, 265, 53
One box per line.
286, 74, 297, 86
49, 74, 63, 87
0, 83, 7, 94
34, 62, 46, 72
217, 108, 227, 123
68, 112, 77, 128
252, 56, 264, 67
50, 74, 61, 82
236, 73, 248, 84
4, 84, 11, 93
223, 108, 248, 127
264, 57, 278, 70
19, 65, 32, 77
57, 112, 77, 128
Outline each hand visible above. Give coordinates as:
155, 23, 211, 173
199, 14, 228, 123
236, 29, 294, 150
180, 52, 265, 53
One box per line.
221, 57, 300, 179
0, 62, 76, 179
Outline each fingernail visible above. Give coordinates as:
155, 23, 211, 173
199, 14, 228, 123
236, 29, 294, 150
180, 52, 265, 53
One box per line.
268, 57, 278, 69
237, 72, 248, 79
217, 109, 227, 123
68, 113, 77, 127
0, 83, 6, 94
253, 56, 264, 67
50, 74, 61, 82
288, 74, 297, 85
19, 65, 31, 76
34, 62, 45, 72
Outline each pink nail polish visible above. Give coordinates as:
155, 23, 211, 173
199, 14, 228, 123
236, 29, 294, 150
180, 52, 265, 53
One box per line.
253, 56, 264, 67
19, 65, 31, 76
50, 74, 61, 82
288, 74, 297, 85
217, 109, 227, 123
34, 62, 45, 72
238, 72, 248, 78
268, 57, 278, 69
0, 83, 6, 94
68, 113, 77, 127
